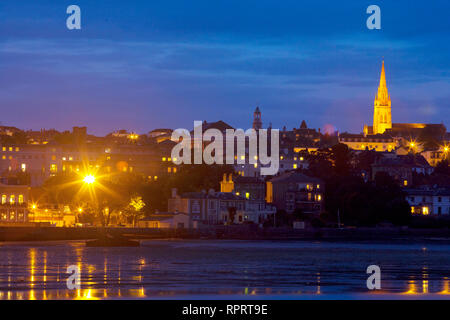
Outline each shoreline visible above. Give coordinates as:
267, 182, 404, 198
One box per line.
0, 226, 450, 242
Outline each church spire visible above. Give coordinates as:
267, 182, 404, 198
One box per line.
372, 60, 392, 134
376, 60, 390, 105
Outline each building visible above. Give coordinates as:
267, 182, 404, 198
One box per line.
252, 106, 262, 130
137, 213, 190, 229
168, 188, 275, 225
220, 174, 265, 201
371, 154, 433, 186
339, 132, 397, 152
0, 127, 176, 186
404, 186, 450, 216
420, 147, 449, 167
0, 183, 30, 223
364, 61, 447, 140
266, 171, 323, 214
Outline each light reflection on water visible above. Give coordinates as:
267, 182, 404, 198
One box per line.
0, 240, 449, 299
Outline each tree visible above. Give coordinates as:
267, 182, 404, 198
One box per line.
124, 196, 146, 227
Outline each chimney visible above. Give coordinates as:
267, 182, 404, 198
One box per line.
228, 173, 233, 182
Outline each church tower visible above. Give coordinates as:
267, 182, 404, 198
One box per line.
372, 61, 392, 134
252, 106, 262, 130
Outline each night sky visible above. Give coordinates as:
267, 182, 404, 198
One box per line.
0, 0, 449, 135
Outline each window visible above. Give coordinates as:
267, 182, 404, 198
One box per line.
21, 163, 26, 172
245, 192, 250, 199
1, 195, 6, 204
438, 197, 442, 202
10, 195, 15, 205
18, 195, 23, 204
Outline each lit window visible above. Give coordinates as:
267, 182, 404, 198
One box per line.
280, 156, 284, 160
8, 147, 12, 151
240, 155, 245, 160
168, 157, 171, 161
254, 163, 257, 168
318, 195, 322, 201
162, 157, 166, 161
411, 206, 415, 214
10, 195, 15, 205
254, 155, 258, 160
168, 167, 172, 173
1, 195, 6, 204
403, 180, 408, 186
15, 147, 19, 152
293, 164, 297, 169
245, 192, 250, 199
154, 176, 158, 180
21, 163, 26, 172
62, 157, 66, 161
51, 155, 56, 160
422, 207, 429, 215
69, 156, 73, 161
2, 155, 5, 160
294, 157, 297, 161
300, 157, 304, 161
2, 147, 5, 151
18, 195, 23, 204
173, 167, 177, 173
236, 192, 240, 196
50, 164, 57, 172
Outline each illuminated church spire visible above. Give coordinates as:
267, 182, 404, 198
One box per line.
373, 60, 392, 134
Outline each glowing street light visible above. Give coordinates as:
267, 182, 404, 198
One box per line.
83, 175, 96, 184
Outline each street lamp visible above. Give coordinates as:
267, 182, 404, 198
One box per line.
83, 175, 96, 184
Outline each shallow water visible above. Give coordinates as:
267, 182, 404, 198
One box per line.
0, 239, 449, 299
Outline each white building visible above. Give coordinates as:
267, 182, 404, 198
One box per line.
404, 187, 450, 216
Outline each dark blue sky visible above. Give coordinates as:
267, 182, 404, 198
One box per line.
0, 0, 449, 135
